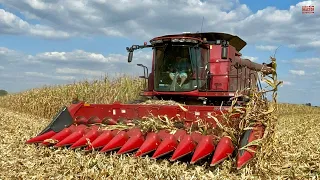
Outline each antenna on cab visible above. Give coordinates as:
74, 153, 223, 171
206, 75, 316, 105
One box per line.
200, 16, 204, 33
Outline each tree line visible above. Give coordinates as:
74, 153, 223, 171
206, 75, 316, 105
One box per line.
0, 89, 8, 96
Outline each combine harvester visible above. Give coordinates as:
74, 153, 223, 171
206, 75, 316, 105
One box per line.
26, 32, 273, 169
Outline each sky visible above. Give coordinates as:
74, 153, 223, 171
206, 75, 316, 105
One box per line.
0, 0, 319, 106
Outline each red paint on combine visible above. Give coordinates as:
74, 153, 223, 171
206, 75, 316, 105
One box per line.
191, 135, 216, 164
134, 129, 170, 157
170, 132, 201, 161
152, 129, 187, 159
236, 125, 265, 169
40, 125, 79, 146
70, 126, 101, 149
100, 131, 129, 152
85, 130, 119, 151
26, 130, 57, 144
117, 131, 145, 154
210, 136, 235, 166
67, 102, 229, 125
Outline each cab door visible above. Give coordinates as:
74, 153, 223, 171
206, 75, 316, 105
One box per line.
198, 46, 209, 90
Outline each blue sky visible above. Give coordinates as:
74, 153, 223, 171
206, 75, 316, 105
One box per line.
0, 0, 319, 106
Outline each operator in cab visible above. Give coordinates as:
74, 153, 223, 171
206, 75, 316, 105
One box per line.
168, 56, 192, 87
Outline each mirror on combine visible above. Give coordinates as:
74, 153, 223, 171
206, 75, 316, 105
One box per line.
128, 51, 133, 63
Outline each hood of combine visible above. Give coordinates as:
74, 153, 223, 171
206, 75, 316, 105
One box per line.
26, 101, 264, 169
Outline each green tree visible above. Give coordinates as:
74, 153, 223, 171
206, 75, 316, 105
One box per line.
0, 89, 8, 96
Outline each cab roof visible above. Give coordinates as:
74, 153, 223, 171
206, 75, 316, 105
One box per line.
151, 32, 247, 51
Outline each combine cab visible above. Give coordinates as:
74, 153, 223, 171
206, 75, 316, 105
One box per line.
26, 32, 273, 169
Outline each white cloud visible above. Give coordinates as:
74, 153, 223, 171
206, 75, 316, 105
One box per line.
233, 1, 320, 50
2, 0, 320, 49
0, 47, 26, 64
241, 56, 258, 61
283, 81, 293, 86
0, 0, 319, 51
36, 52, 67, 61
0, 47, 19, 56
31, 50, 127, 63
0, 47, 15, 54
25, 72, 75, 80
0, 47, 152, 92
289, 70, 305, 76
0, 66, 4, 70
0, 9, 70, 38
292, 57, 320, 68
255, 45, 278, 51
56, 68, 106, 77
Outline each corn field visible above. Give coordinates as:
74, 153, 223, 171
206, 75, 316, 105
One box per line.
0, 76, 144, 119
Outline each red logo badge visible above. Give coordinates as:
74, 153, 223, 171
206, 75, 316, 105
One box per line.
302, 5, 314, 14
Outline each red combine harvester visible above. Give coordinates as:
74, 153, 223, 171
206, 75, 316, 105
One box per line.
26, 32, 273, 169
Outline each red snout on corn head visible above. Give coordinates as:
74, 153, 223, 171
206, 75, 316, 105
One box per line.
26, 32, 273, 169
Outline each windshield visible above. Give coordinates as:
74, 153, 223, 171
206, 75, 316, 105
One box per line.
153, 44, 208, 92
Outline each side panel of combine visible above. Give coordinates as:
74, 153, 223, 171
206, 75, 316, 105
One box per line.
209, 45, 229, 91
229, 57, 259, 93
228, 64, 238, 92
227, 46, 237, 92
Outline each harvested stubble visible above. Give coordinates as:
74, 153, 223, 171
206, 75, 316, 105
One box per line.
0, 75, 319, 179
